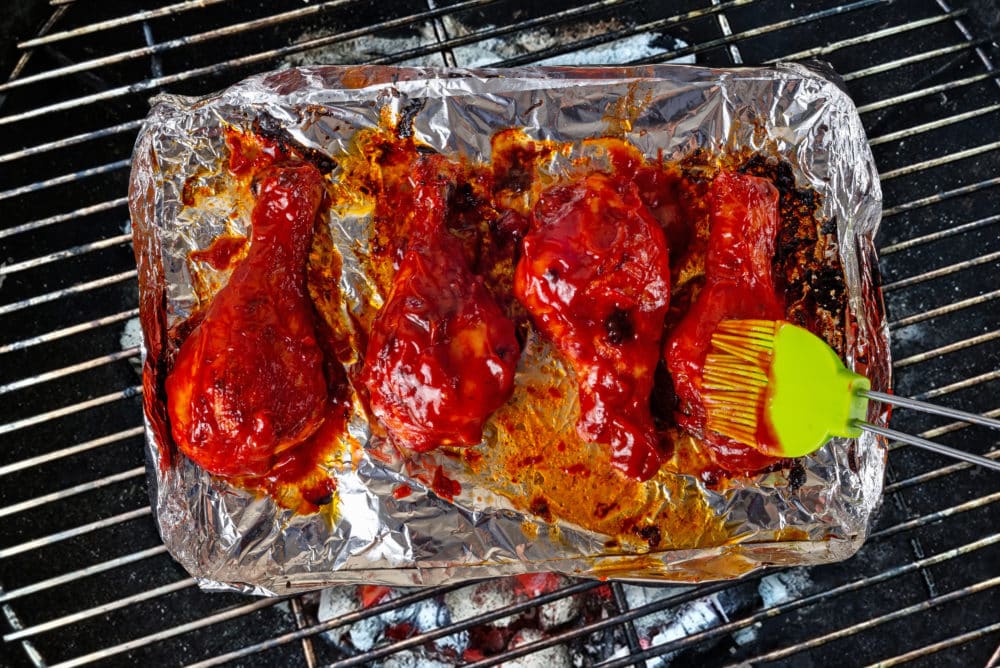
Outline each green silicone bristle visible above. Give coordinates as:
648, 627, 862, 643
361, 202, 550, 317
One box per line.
703, 319, 871, 458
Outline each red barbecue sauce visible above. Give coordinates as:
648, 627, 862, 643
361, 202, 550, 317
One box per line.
189, 234, 247, 271
165, 130, 351, 514
361, 157, 520, 453
514, 172, 672, 480
664, 171, 786, 474
169, 120, 815, 517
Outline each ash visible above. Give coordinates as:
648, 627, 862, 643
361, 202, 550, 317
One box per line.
314, 575, 625, 665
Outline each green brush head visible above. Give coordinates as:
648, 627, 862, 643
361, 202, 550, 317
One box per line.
767, 322, 871, 457
703, 320, 871, 458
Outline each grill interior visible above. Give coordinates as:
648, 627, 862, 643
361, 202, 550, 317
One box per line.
1, 1, 998, 666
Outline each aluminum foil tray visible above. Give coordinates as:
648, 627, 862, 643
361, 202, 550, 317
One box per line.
128, 64, 889, 595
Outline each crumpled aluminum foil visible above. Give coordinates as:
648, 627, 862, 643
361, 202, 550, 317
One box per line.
129, 64, 890, 595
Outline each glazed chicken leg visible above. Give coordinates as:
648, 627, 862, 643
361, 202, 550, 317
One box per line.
362, 159, 520, 452
664, 170, 786, 474
166, 164, 328, 477
514, 173, 672, 481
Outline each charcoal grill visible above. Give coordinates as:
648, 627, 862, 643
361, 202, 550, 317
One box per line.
1, 0, 998, 666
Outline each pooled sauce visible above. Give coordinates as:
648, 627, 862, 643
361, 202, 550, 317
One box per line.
189, 234, 247, 271
169, 117, 838, 535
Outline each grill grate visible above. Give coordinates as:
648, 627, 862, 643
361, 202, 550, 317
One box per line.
1, 0, 998, 666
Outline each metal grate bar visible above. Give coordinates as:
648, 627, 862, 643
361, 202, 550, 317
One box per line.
886, 412, 1000, 464
920, 408, 1000, 441
765, 11, 963, 64
884, 448, 999, 493
0, 347, 140, 395
0, 197, 128, 240
5, 459, 983, 666
197, 488, 999, 668
425, 0, 457, 68
0, 384, 142, 437
49, 598, 284, 668
537, 0, 884, 69
915, 369, 1000, 402
0, 0, 756, 164
17, 0, 231, 49
881, 213, 1000, 255
881, 250, 1000, 291
289, 596, 318, 668
4, 579, 197, 643
883, 408, 1000, 450
625, 0, 888, 68
0, 233, 132, 276
843, 39, 992, 81
371, 0, 654, 67
495, 524, 1000, 668
888, 289, 1000, 329
0, 507, 152, 560
459, 582, 738, 668
9, 0, 632, 90
0, 0, 641, 167
325, 581, 605, 668
0, 120, 143, 164
487, 0, 758, 68
865, 621, 1000, 668
710, 0, 744, 65
0, 0, 665, 171
0, 269, 137, 316
17, 0, 228, 50
3, 0, 663, 166
868, 103, 1000, 146
0, 0, 498, 128
5, 2, 69, 82
0, 596, 45, 668
0, 545, 167, 603
0, 466, 145, 519
0, 3, 995, 666
0, 159, 131, 201
0, 308, 139, 354
882, 177, 1000, 218
594, 534, 1000, 668
0, 426, 144, 477
747, 577, 1000, 663
937, 0, 999, 77
1, 0, 359, 93
858, 70, 999, 114
187, 585, 469, 668
894, 331, 1000, 369
870, 493, 1000, 542
609, 581, 644, 658
879, 141, 1000, 181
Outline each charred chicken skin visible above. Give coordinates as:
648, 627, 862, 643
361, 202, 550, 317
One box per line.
514, 173, 672, 481
362, 160, 520, 452
664, 171, 786, 474
166, 163, 328, 477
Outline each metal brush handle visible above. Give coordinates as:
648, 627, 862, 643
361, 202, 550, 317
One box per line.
856, 390, 1000, 472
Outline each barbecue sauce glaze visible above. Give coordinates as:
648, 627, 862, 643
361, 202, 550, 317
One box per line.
165, 120, 837, 530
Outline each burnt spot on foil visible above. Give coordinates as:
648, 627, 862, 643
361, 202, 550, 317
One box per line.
396, 98, 426, 139
788, 462, 807, 491
529, 496, 554, 523
637, 524, 663, 549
